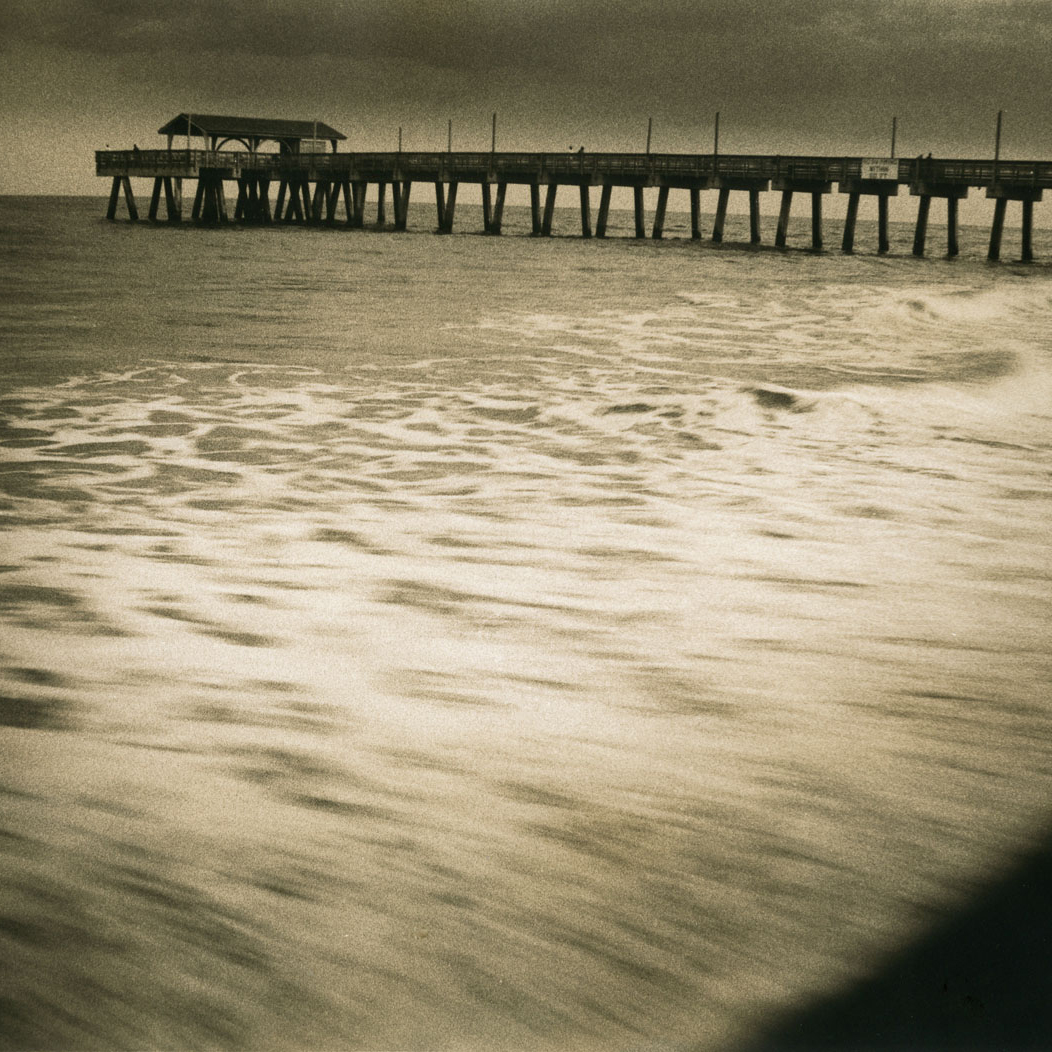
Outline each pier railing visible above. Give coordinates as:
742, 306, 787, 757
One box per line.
96, 150, 1052, 190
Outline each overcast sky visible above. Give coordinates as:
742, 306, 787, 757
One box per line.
2, 0, 1051, 194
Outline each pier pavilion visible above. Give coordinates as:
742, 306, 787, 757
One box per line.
98, 115, 1050, 261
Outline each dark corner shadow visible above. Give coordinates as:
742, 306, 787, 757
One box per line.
741, 832, 1052, 1052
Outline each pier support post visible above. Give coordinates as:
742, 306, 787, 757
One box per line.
352, 182, 366, 228
652, 186, 669, 239
530, 184, 541, 235
811, 192, 823, 251
1021, 199, 1034, 263
580, 185, 592, 238
913, 194, 931, 257
376, 181, 386, 227
149, 178, 163, 221
988, 198, 1007, 261
394, 182, 412, 231
312, 182, 327, 223
633, 187, 645, 238
596, 185, 612, 238
947, 196, 959, 257
275, 180, 287, 221
712, 187, 730, 243
106, 177, 121, 220
542, 184, 558, 236
775, 190, 793, 248
482, 182, 493, 232
841, 192, 860, 254
878, 194, 890, 253
121, 176, 139, 222
491, 183, 507, 234
163, 177, 182, 222
749, 189, 761, 244
690, 189, 701, 239
192, 179, 205, 221
435, 182, 457, 233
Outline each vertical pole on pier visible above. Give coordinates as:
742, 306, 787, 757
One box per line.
891, 116, 897, 158
448, 119, 453, 153
580, 185, 592, 238
542, 183, 558, 235
947, 196, 959, 257
713, 112, 720, 168
913, 194, 931, 256
690, 188, 701, 239
492, 113, 497, 154
988, 197, 1007, 261
841, 192, 859, 254
1021, 199, 1034, 263
530, 184, 542, 235
596, 185, 612, 238
811, 191, 823, 251
398, 126, 403, 153
775, 190, 793, 247
646, 117, 652, 156
748, 188, 761, 244
491, 183, 506, 234
633, 186, 645, 238
482, 182, 493, 232
993, 109, 1003, 185
878, 193, 890, 254
652, 186, 669, 239
712, 187, 729, 243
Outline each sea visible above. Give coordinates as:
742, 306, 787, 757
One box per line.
1, 194, 1051, 1051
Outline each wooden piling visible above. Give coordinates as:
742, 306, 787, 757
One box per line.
596, 185, 612, 238
841, 192, 859, 254
192, 179, 206, 221
690, 189, 701, 239
633, 187, 645, 238
913, 195, 931, 256
947, 196, 959, 257
652, 186, 669, 239
1021, 199, 1034, 262
749, 189, 761, 244
163, 177, 182, 222
106, 177, 121, 220
775, 190, 793, 248
352, 182, 366, 227
376, 181, 387, 226
878, 194, 890, 254
712, 188, 730, 243
811, 191, 823, 251
482, 182, 493, 232
530, 184, 542, 235
580, 185, 592, 238
121, 176, 139, 222
542, 184, 558, 236
149, 177, 163, 221
491, 183, 507, 235
988, 197, 1007, 261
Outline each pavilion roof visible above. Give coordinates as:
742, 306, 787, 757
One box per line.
157, 114, 345, 141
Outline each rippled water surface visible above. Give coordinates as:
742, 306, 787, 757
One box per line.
1, 197, 1051, 1050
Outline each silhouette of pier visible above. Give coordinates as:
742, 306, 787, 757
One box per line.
96, 115, 1050, 261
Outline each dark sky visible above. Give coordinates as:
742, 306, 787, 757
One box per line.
2, 0, 1051, 193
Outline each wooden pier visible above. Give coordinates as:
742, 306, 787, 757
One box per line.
97, 115, 1051, 262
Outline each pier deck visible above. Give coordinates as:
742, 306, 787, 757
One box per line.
95, 149, 1050, 260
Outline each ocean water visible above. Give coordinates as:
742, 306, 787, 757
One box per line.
1, 195, 1051, 1050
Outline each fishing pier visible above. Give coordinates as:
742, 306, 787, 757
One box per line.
97, 114, 1050, 261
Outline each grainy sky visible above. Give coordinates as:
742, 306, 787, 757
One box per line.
2, 0, 1051, 193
